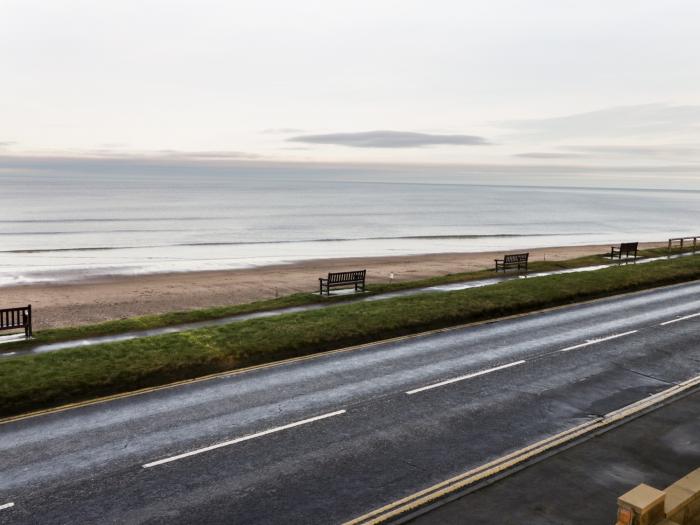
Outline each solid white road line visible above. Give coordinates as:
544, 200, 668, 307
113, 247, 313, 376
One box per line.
660, 312, 700, 326
0, 503, 14, 511
559, 330, 638, 352
406, 361, 526, 395
143, 410, 346, 468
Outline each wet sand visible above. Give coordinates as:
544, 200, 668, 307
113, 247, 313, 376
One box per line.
1, 242, 665, 329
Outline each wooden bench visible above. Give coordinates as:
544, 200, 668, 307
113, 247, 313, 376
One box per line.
611, 242, 638, 262
319, 270, 366, 295
494, 253, 529, 273
668, 236, 698, 253
0, 305, 32, 339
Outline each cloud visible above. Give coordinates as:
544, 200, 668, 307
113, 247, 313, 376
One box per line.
501, 104, 700, 139
516, 144, 700, 162
565, 144, 700, 159
157, 150, 261, 160
38, 148, 261, 161
0, 150, 264, 175
261, 128, 305, 134
2, 154, 700, 189
288, 130, 490, 148
514, 152, 586, 159
0, 141, 16, 148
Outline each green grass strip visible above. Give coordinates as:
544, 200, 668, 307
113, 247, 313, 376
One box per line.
0, 254, 698, 418
3, 247, 685, 353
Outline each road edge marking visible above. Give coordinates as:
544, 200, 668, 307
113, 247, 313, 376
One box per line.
343, 373, 700, 525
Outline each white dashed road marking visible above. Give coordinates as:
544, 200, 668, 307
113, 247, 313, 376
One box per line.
660, 312, 700, 326
143, 410, 346, 468
559, 330, 638, 352
406, 360, 526, 395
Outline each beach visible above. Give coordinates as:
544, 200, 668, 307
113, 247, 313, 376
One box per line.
2, 172, 695, 329
1, 242, 666, 329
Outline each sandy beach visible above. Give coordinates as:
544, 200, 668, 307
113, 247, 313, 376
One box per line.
0, 242, 666, 330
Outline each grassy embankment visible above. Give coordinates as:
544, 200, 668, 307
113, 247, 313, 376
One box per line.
0, 246, 684, 353
0, 252, 698, 417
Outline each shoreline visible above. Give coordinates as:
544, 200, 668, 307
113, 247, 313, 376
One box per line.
1, 242, 666, 330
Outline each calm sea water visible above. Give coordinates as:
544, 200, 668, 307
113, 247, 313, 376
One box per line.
1, 170, 698, 286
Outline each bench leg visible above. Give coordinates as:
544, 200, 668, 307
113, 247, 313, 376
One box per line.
24, 306, 32, 339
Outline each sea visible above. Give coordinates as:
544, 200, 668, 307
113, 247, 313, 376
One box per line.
1, 169, 698, 286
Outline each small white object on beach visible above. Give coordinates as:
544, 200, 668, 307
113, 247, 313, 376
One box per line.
389, 272, 395, 280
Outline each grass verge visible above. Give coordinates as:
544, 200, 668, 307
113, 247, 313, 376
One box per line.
1, 246, 686, 353
1, 254, 699, 418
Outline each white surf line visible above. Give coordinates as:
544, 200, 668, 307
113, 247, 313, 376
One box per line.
660, 312, 700, 326
559, 330, 638, 352
143, 410, 346, 468
0, 502, 14, 511
406, 361, 526, 395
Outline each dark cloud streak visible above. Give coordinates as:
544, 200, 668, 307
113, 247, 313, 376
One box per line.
289, 130, 490, 148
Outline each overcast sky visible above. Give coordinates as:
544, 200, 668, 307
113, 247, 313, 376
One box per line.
2, 0, 700, 175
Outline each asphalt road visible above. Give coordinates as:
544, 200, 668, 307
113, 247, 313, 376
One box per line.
2, 281, 700, 524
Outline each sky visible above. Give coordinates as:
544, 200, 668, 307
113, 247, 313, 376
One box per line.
1, 0, 700, 184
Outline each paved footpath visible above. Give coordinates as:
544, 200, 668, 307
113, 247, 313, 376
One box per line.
412, 387, 700, 525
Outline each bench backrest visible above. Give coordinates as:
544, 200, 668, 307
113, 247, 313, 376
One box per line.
328, 270, 366, 283
0, 306, 30, 330
503, 253, 529, 263
618, 242, 638, 253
